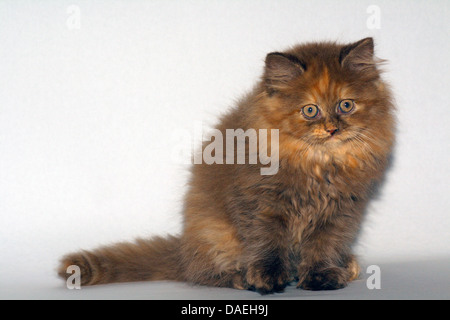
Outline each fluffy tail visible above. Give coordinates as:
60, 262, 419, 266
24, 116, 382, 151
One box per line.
58, 235, 182, 286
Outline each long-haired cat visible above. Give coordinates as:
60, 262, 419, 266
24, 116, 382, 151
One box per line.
58, 37, 395, 293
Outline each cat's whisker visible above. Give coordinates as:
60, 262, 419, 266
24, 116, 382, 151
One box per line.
353, 135, 375, 159
357, 130, 384, 147
299, 137, 317, 159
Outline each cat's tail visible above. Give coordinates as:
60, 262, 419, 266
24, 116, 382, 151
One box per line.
58, 235, 183, 286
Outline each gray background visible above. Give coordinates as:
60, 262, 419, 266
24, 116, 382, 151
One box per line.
0, 0, 449, 299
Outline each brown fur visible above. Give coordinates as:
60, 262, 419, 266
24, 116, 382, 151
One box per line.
58, 38, 395, 293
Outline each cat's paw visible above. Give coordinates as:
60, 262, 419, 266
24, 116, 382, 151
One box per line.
245, 262, 291, 294
57, 251, 94, 286
297, 267, 348, 291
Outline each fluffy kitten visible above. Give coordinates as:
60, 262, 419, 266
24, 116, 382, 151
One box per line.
58, 37, 395, 293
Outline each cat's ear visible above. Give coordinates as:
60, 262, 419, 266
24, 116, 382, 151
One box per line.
339, 37, 375, 72
264, 52, 305, 93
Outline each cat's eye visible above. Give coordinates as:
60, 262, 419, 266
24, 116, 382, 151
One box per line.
338, 99, 355, 114
301, 104, 320, 119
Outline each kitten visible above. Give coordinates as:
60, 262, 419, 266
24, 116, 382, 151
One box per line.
58, 37, 395, 293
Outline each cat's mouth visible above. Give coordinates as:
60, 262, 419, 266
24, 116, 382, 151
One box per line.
328, 129, 374, 150
331, 132, 359, 144
315, 131, 346, 143
300, 128, 369, 151
311, 130, 360, 146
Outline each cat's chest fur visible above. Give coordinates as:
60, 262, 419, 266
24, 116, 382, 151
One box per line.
285, 157, 368, 247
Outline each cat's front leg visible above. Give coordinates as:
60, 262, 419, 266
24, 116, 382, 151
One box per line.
245, 250, 291, 294
240, 213, 293, 294
296, 216, 361, 291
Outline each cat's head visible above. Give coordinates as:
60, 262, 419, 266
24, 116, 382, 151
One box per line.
260, 38, 395, 168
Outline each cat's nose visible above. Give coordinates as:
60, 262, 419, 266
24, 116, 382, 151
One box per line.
327, 127, 339, 136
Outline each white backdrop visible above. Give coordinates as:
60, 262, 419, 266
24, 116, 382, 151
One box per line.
0, 0, 449, 298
